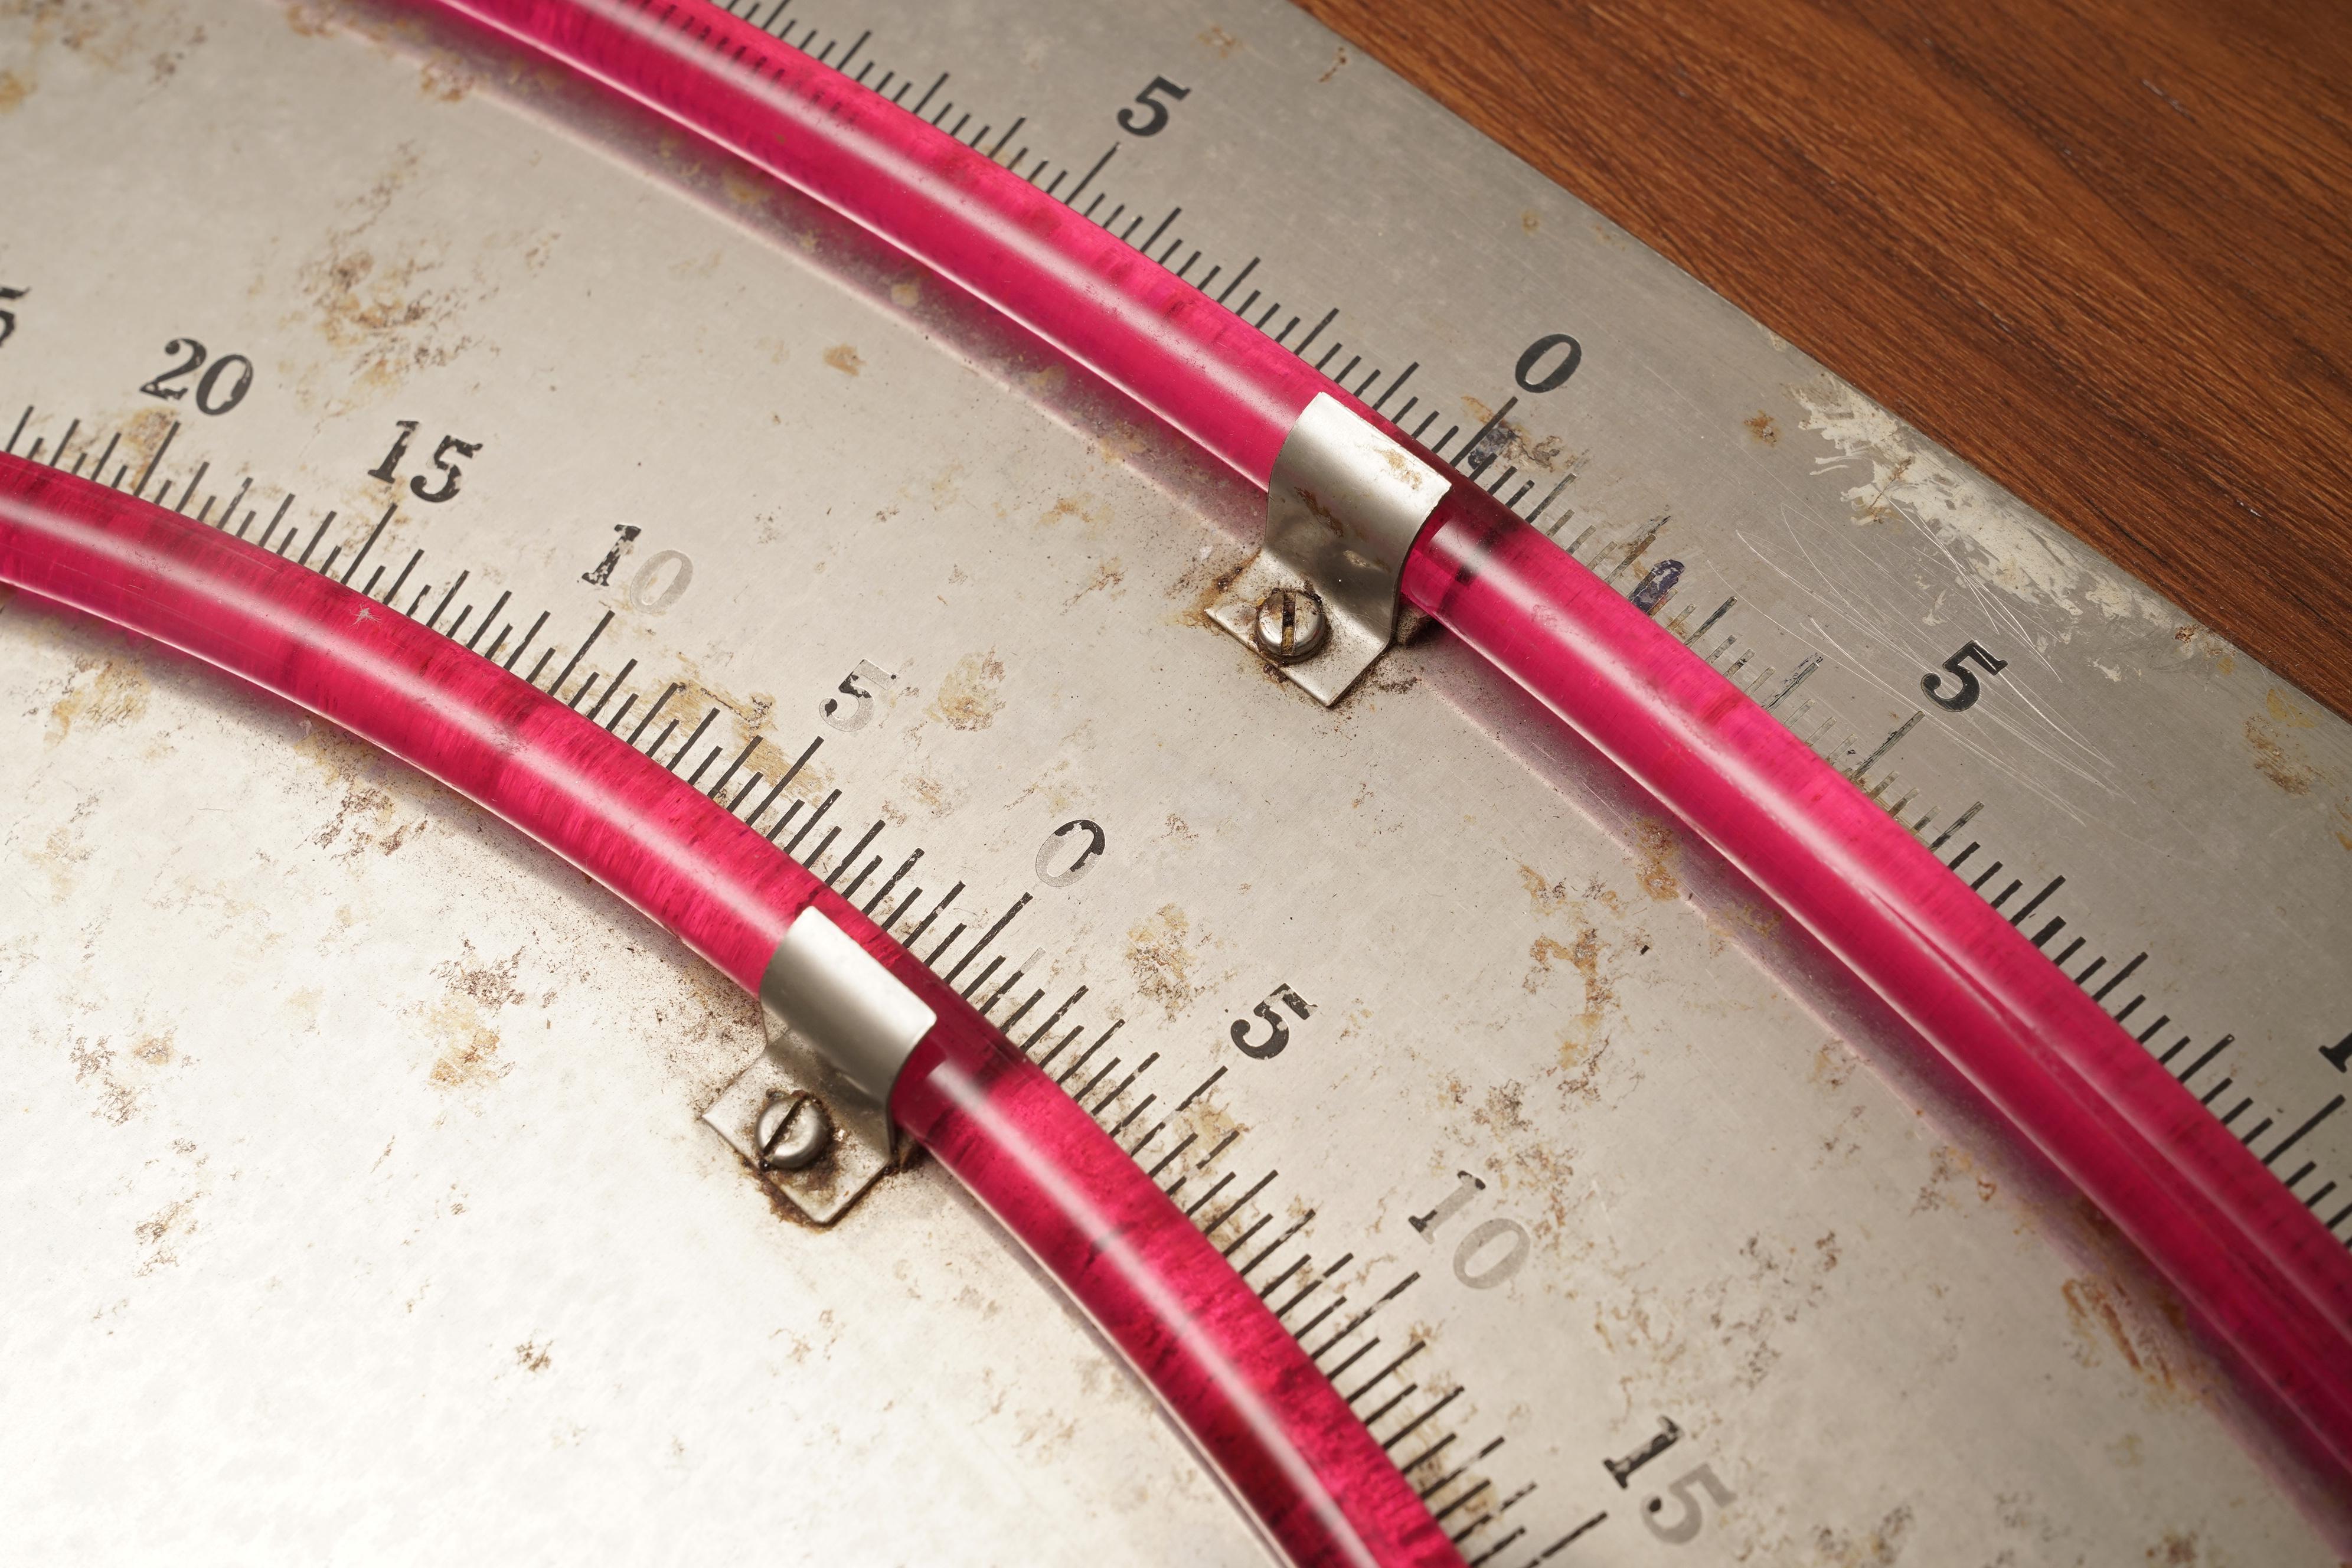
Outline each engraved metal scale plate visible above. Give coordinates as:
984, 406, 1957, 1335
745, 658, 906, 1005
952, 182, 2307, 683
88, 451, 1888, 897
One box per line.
4, 0, 2348, 1562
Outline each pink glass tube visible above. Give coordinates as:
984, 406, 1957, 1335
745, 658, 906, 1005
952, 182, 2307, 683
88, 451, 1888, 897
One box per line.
0, 456, 1461, 1568
433, 0, 1330, 489
434, 0, 2352, 1484
1402, 489, 2352, 1477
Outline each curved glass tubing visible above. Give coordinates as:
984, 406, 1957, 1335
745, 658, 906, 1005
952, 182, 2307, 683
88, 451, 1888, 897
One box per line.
4, 1, 2348, 1563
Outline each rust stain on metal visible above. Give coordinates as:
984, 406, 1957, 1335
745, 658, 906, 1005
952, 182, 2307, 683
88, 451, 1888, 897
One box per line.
2243, 687, 2321, 796
69, 1034, 144, 1125
1509, 863, 1635, 1090
1459, 395, 1569, 472
1170, 1095, 1249, 1161
1126, 903, 1211, 1020
423, 941, 525, 1089
422, 998, 503, 1086
1513, 863, 1573, 913
57, 406, 177, 491
291, 146, 554, 403
1037, 493, 1113, 540
2060, 1276, 2183, 1402
412, 45, 472, 100
134, 1190, 200, 1276
28, 798, 93, 900
1088, 420, 1155, 471
1808, 1039, 1861, 1096
928, 650, 1005, 731
1553, 945, 1620, 1094
728, 1135, 929, 1233
594, 659, 831, 816
1292, 481, 1345, 540
1910, 1145, 1998, 1213
1466, 1079, 1579, 1240
1527, 927, 1623, 1074
1167, 544, 1253, 631
1808, 1504, 1913, 1566
717, 161, 769, 213
1631, 818, 1681, 900
1064, 557, 1125, 606
287, 717, 436, 856
4, 0, 208, 97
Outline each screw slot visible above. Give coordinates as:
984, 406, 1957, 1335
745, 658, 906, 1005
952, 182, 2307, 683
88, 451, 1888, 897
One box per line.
1252, 587, 1329, 665
756, 1092, 833, 1171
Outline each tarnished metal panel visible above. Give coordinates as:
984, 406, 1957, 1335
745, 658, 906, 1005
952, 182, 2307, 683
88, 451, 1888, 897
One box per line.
1, 0, 2344, 1561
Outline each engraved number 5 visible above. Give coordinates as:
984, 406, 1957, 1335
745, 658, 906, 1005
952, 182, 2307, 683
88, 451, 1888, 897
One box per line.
821, 659, 894, 732
1642, 1463, 1735, 1544
1231, 983, 1312, 1060
1922, 639, 2007, 712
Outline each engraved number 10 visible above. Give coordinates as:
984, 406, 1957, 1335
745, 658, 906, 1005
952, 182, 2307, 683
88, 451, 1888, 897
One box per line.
1409, 1171, 1531, 1289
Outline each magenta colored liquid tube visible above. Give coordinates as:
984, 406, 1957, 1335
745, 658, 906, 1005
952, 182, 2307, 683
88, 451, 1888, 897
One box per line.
424, 0, 2352, 1489
0, 456, 1461, 1567
1400, 491, 2352, 1476
437, 0, 1328, 491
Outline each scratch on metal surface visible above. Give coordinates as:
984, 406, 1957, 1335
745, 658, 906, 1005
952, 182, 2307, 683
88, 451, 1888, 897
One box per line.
1789, 377, 2177, 642
1733, 525, 2121, 815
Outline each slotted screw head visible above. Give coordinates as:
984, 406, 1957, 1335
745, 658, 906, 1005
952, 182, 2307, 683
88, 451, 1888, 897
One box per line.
1252, 587, 1329, 665
756, 1093, 832, 1172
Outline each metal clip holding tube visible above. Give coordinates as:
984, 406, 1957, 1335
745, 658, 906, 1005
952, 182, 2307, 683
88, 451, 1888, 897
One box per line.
1209, 393, 1448, 704
702, 907, 937, 1224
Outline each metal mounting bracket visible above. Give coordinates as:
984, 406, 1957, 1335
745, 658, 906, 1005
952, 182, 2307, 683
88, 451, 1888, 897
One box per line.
701, 907, 937, 1226
1208, 392, 1448, 704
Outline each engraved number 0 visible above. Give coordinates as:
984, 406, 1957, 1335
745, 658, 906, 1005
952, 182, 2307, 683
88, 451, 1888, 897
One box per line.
628, 549, 694, 613
1035, 819, 1108, 887
1513, 332, 1584, 394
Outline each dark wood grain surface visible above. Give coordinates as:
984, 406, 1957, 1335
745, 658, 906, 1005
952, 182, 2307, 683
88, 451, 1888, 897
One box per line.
1295, 0, 2352, 720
